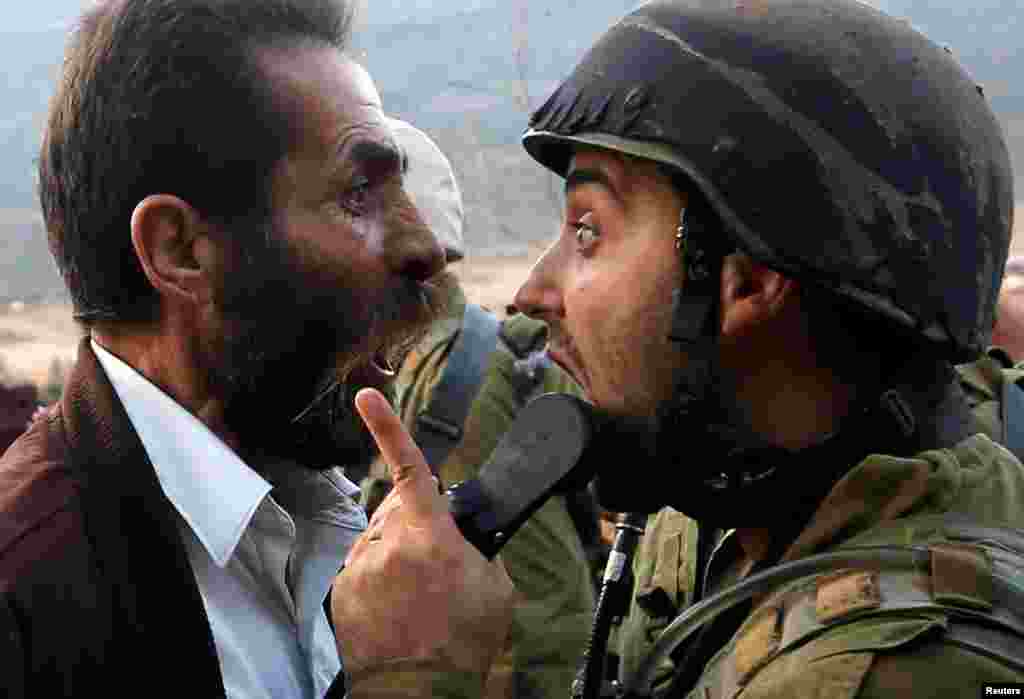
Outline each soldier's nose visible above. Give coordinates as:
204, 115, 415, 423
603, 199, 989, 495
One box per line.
516, 237, 565, 319
514, 255, 563, 321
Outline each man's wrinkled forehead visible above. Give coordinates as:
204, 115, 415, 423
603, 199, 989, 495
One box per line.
257, 45, 391, 153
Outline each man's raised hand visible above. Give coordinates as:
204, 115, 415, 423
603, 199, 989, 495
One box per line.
331, 388, 515, 685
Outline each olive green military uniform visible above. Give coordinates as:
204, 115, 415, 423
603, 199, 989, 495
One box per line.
688, 431, 1024, 698
357, 283, 597, 699
611, 507, 700, 693
614, 352, 1024, 698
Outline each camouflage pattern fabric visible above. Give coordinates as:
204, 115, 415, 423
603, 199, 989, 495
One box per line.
356, 282, 596, 699
612, 353, 1024, 697
689, 430, 1024, 698
610, 507, 699, 695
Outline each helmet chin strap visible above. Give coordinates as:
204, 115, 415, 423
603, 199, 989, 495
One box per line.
596, 205, 976, 528
658, 204, 794, 521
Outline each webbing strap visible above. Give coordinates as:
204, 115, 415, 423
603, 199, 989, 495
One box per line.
627, 520, 1024, 697
415, 303, 500, 474
726, 540, 1023, 691
701, 544, 1021, 696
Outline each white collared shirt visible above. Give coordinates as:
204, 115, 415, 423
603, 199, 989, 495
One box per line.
93, 340, 366, 698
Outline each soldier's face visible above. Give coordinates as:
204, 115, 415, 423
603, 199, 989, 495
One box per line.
200, 47, 445, 469
514, 148, 687, 425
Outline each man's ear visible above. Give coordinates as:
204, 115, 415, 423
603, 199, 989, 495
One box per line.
719, 253, 799, 338
130, 195, 213, 307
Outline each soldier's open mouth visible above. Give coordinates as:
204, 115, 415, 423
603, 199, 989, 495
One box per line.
546, 344, 588, 395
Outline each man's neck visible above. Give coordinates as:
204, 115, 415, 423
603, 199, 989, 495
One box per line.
90, 327, 240, 452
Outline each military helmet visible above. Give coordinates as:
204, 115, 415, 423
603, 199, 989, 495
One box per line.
523, 0, 1014, 360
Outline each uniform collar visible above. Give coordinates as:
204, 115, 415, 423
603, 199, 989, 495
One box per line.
779, 435, 997, 562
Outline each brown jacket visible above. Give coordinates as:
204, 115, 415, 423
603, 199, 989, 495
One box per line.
0, 382, 38, 453
0, 339, 345, 697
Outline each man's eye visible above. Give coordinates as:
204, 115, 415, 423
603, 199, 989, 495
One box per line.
343, 177, 371, 214
573, 212, 600, 252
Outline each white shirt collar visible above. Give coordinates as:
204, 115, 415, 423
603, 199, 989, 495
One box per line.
92, 339, 272, 568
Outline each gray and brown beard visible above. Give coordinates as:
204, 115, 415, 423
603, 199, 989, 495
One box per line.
199, 218, 444, 472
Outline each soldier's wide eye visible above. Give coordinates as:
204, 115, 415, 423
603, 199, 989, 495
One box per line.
574, 212, 600, 252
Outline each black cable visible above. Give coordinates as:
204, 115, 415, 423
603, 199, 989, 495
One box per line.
573, 511, 647, 699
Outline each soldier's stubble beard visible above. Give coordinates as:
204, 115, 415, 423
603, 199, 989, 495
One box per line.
589, 346, 742, 516
199, 218, 439, 472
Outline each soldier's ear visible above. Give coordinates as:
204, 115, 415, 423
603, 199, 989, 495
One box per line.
130, 195, 218, 309
720, 253, 799, 338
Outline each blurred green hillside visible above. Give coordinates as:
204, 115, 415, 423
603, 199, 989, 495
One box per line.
0, 0, 1020, 302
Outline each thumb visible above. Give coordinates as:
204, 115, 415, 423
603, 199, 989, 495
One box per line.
354, 387, 441, 520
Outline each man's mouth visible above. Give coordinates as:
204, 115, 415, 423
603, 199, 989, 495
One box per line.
369, 351, 398, 384
288, 349, 399, 429
286, 272, 447, 429
347, 350, 399, 391
374, 352, 398, 378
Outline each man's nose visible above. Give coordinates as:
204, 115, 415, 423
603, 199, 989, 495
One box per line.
396, 224, 446, 283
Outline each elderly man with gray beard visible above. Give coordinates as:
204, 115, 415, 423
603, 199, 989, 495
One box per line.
0, 2, 514, 697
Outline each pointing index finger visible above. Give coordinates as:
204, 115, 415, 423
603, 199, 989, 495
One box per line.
354, 388, 442, 520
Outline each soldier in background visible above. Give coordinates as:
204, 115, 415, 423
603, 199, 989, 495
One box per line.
355, 117, 599, 699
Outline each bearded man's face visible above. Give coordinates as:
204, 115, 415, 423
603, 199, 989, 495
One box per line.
205, 219, 441, 470
197, 46, 445, 471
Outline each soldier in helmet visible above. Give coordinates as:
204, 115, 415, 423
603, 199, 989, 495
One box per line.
355, 117, 599, 699
612, 271, 1024, 696
513, 1, 1024, 696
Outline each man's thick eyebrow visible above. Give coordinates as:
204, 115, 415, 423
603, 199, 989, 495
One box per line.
564, 168, 620, 201
345, 138, 403, 174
